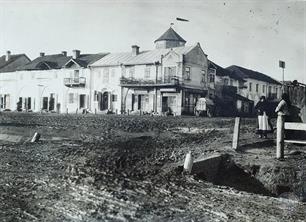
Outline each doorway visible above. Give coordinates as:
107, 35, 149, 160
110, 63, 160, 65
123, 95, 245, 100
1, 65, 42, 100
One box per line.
101, 92, 109, 110
79, 94, 86, 109
162, 97, 168, 112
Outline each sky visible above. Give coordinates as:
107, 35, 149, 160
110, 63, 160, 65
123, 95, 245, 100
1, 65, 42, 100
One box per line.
0, 0, 305, 83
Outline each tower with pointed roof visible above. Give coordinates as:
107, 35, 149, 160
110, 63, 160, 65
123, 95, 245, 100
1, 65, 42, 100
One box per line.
154, 27, 186, 49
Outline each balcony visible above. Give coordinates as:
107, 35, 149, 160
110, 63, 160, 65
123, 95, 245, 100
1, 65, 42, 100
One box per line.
120, 76, 182, 88
64, 77, 86, 87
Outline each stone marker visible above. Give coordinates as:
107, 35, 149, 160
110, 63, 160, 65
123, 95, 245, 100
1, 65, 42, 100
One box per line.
232, 117, 241, 150
183, 151, 193, 174
31, 132, 41, 143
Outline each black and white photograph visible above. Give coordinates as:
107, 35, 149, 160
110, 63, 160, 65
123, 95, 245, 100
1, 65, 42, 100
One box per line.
0, 0, 305, 221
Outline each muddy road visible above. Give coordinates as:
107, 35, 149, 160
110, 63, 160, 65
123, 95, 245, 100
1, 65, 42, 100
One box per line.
0, 113, 305, 221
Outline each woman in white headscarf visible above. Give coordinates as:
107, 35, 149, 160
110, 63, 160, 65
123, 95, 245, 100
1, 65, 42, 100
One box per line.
255, 96, 272, 138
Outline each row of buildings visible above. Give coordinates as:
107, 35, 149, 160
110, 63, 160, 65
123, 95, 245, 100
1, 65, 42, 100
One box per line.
0, 27, 288, 116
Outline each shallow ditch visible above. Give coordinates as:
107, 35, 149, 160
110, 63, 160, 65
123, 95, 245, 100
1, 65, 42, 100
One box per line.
182, 154, 306, 202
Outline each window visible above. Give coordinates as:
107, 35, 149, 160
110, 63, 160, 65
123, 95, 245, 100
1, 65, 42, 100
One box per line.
256, 84, 259, 92
112, 94, 118, 102
209, 74, 215, 83
111, 69, 116, 78
263, 85, 266, 93
69, 93, 74, 104
249, 82, 252, 92
164, 67, 176, 82
185, 67, 191, 80
224, 79, 229, 85
268, 86, 272, 94
208, 68, 215, 83
201, 70, 206, 82
98, 70, 102, 78
103, 68, 109, 83
144, 66, 150, 78
74, 70, 79, 78
129, 66, 135, 78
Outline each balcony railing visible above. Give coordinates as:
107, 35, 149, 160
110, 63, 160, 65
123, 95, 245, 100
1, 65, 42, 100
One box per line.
64, 77, 86, 87
120, 76, 182, 87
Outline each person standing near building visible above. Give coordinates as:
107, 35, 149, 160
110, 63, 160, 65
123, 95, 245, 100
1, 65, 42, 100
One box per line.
255, 96, 272, 138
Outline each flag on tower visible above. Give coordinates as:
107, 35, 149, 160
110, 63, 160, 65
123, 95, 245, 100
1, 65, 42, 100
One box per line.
176, 17, 189, 22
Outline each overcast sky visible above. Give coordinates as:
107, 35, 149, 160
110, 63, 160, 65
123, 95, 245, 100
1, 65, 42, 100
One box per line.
0, 0, 305, 83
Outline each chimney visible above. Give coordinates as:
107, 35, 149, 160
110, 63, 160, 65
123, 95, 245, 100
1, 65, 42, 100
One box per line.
132, 45, 140, 56
62, 51, 67, 56
5, 51, 11, 61
72, 50, 80, 59
40, 52, 45, 57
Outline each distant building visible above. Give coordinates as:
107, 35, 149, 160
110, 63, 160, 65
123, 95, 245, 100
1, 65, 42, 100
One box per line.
226, 65, 282, 104
0, 51, 31, 110
0, 50, 106, 112
209, 61, 253, 116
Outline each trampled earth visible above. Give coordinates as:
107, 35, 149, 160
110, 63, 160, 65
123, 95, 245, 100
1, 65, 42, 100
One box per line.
0, 113, 305, 221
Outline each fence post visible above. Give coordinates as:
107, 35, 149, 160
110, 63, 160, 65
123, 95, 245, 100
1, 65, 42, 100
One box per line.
276, 114, 285, 159
76, 108, 78, 114
95, 108, 97, 115
232, 117, 241, 150
128, 109, 130, 115
66, 108, 68, 114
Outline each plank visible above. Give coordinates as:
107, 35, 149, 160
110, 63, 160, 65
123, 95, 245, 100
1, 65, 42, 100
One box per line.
284, 140, 306, 144
284, 122, 306, 131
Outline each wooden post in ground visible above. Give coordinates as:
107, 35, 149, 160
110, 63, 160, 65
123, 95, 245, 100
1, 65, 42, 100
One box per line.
95, 108, 97, 115
76, 108, 78, 114
128, 109, 130, 115
276, 114, 285, 159
116, 109, 118, 115
66, 108, 68, 114
31, 132, 40, 143
183, 151, 193, 174
232, 117, 241, 150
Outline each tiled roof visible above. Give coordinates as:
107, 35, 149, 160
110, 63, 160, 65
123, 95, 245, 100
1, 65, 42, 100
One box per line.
19, 53, 107, 70
18, 54, 71, 70
92, 45, 196, 67
226, 65, 281, 85
91, 52, 134, 67
154, 27, 186, 43
0, 54, 30, 72
209, 61, 245, 81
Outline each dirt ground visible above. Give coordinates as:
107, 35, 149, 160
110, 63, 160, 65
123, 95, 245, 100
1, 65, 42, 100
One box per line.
0, 112, 305, 221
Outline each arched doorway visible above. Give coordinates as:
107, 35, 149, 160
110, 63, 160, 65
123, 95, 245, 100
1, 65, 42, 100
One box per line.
100, 91, 109, 111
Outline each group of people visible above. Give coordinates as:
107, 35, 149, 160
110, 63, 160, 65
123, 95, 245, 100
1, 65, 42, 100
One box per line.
255, 93, 291, 139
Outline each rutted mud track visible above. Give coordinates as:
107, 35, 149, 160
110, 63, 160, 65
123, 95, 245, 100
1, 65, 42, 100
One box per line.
0, 113, 305, 221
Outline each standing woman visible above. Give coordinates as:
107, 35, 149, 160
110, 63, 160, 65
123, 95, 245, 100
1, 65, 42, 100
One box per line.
255, 96, 272, 138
